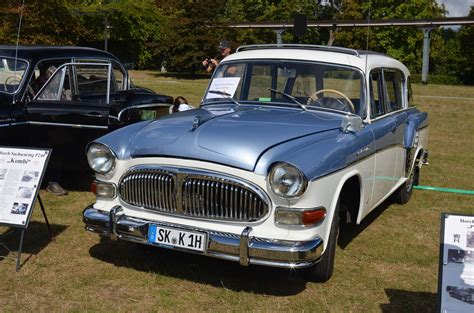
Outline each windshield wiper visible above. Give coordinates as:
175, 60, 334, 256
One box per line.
207, 90, 240, 107
268, 88, 307, 111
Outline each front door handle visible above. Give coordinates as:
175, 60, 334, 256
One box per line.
84, 112, 104, 118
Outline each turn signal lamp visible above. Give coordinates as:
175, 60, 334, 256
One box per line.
91, 181, 116, 199
275, 207, 326, 226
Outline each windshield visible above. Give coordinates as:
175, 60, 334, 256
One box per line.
0, 57, 28, 94
203, 60, 365, 116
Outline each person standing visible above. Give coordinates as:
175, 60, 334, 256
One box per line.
201, 40, 232, 72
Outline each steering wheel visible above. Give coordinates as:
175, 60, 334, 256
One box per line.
4, 76, 21, 92
306, 89, 355, 113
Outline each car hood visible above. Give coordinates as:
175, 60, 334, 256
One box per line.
100, 105, 343, 171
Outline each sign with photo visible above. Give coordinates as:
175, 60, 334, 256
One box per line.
0, 147, 50, 228
438, 213, 474, 312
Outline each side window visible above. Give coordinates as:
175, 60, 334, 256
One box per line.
28, 59, 69, 97
76, 65, 112, 95
37, 66, 71, 100
370, 70, 384, 118
36, 64, 111, 102
112, 63, 125, 91
383, 70, 403, 112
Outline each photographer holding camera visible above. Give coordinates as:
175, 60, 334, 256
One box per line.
202, 40, 232, 72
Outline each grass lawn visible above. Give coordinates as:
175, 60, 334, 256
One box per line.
1, 72, 473, 312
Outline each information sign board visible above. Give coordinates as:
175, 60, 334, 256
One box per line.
0, 147, 51, 228
438, 213, 474, 312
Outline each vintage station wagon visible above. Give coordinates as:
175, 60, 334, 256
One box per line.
0, 45, 173, 162
83, 45, 429, 282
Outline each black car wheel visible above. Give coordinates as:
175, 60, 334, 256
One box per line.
394, 163, 419, 205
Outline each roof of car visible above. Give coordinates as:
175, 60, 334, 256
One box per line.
0, 45, 119, 62
224, 44, 410, 76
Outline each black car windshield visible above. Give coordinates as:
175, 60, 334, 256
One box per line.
203, 60, 365, 116
0, 57, 28, 94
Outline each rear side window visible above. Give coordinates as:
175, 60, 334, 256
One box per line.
370, 70, 384, 118
76, 65, 111, 95
407, 76, 414, 107
383, 70, 403, 112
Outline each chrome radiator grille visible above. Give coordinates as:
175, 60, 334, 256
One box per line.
182, 177, 267, 220
118, 167, 269, 222
119, 170, 176, 212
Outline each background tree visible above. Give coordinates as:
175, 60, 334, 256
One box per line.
69, 0, 169, 69
334, 0, 446, 76
0, 0, 471, 84
458, 6, 474, 84
0, 0, 85, 45
154, 0, 229, 72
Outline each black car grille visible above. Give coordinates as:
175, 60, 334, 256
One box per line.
118, 167, 269, 222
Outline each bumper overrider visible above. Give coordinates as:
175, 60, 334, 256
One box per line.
83, 205, 324, 269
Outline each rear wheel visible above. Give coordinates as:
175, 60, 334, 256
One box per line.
302, 200, 340, 282
394, 165, 419, 205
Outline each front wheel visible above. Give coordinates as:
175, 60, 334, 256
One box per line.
301, 201, 340, 282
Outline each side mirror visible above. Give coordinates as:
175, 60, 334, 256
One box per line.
341, 115, 363, 133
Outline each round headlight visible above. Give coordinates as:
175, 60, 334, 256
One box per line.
87, 143, 116, 174
268, 163, 307, 198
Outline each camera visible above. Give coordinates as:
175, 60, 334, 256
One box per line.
206, 58, 216, 69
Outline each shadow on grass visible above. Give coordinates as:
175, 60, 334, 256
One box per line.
0, 221, 68, 269
89, 238, 308, 296
338, 197, 393, 250
380, 289, 437, 312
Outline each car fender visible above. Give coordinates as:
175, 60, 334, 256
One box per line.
404, 110, 429, 176
255, 128, 375, 181
404, 110, 428, 149
319, 169, 363, 251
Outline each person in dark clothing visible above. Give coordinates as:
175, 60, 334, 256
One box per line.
201, 40, 232, 73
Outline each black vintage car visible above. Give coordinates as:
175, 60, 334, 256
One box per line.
0, 45, 173, 184
447, 286, 474, 304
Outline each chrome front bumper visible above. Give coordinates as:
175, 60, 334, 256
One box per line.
83, 205, 324, 269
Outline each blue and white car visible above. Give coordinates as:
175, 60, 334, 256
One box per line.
83, 45, 429, 282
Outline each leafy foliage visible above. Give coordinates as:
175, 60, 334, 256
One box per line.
0, 0, 472, 83
458, 7, 474, 84
334, 0, 446, 76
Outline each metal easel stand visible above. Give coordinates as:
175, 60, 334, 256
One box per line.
0, 194, 52, 272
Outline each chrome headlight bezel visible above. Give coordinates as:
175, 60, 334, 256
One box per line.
268, 162, 308, 198
86, 143, 116, 175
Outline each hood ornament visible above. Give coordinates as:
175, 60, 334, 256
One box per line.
191, 116, 201, 131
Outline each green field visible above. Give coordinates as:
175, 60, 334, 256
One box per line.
1, 72, 473, 312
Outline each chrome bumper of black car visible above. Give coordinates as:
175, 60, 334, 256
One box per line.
83, 204, 324, 269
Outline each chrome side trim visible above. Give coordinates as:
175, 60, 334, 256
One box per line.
28, 121, 108, 129
83, 205, 323, 269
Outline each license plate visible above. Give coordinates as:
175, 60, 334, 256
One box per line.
148, 224, 207, 252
